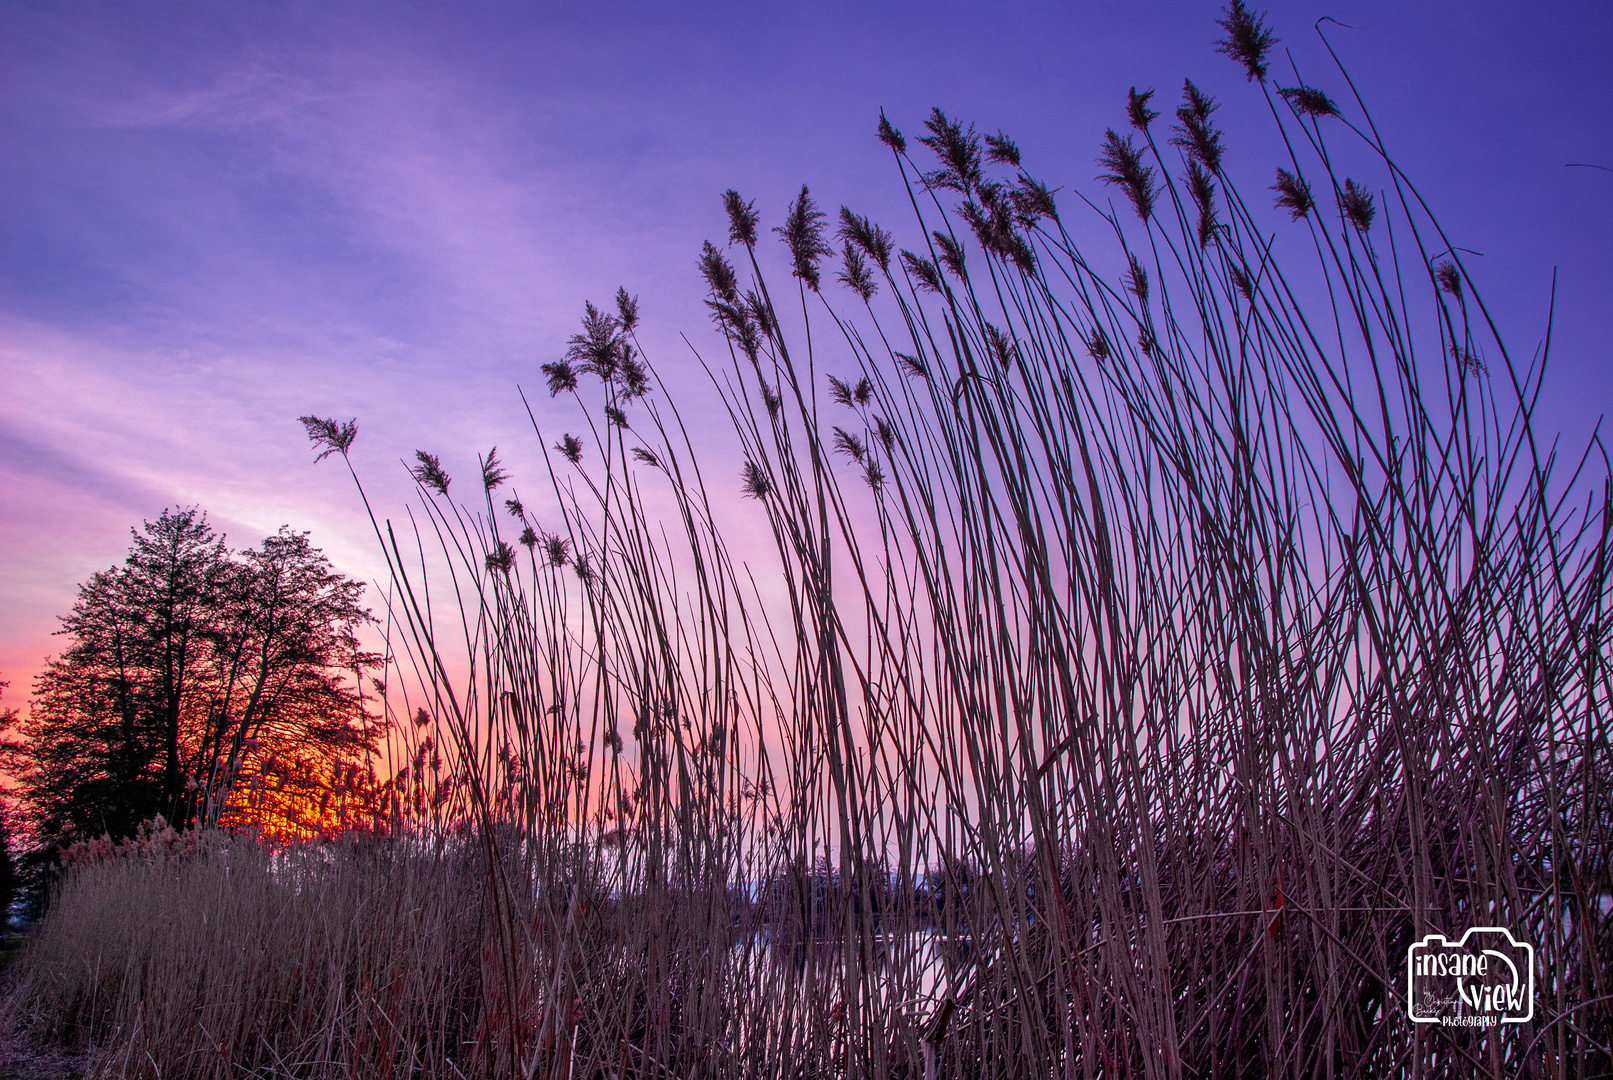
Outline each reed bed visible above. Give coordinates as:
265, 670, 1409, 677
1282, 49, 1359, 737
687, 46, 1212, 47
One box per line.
13, 7, 1611, 1078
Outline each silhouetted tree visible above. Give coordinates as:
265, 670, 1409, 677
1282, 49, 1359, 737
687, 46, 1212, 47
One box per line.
8, 508, 380, 853
0, 684, 18, 920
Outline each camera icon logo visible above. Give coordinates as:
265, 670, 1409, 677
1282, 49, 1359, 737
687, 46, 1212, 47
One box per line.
1407, 926, 1533, 1026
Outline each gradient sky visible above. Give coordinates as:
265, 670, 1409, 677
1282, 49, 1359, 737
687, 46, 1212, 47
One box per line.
3, 1, 1610, 699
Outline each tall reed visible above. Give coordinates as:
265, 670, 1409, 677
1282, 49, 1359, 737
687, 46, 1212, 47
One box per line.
16, 6, 1610, 1078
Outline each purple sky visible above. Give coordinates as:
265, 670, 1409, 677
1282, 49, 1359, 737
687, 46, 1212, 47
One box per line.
3, 1, 1610, 696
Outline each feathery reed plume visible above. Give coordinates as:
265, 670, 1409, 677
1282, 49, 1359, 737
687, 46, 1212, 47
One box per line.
541, 357, 578, 396
722, 189, 759, 247
541, 534, 571, 567
298, 415, 356, 460
872, 415, 895, 452
1012, 175, 1059, 222
741, 458, 771, 498
983, 130, 1021, 167
1339, 176, 1376, 230
485, 541, 515, 573
932, 230, 967, 278
566, 300, 624, 381
481, 447, 508, 491
917, 107, 983, 194
827, 374, 855, 407
1215, 0, 1278, 81
1436, 258, 1463, 298
1126, 86, 1159, 131
615, 286, 640, 331
837, 242, 878, 300
982, 321, 1014, 368
877, 109, 906, 153
744, 288, 774, 335
776, 185, 833, 291
1271, 165, 1314, 217
1186, 158, 1219, 245
1171, 78, 1225, 172
831, 426, 866, 463
959, 186, 1019, 264
1125, 251, 1150, 301
837, 207, 895, 273
410, 450, 450, 494
700, 239, 741, 306
1230, 262, 1254, 297
1097, 127, 1157, 219
900, 249, 944, 293
1279, 83, 1339, 117
618, 350, 650, 399
1083, 325, 1111, 360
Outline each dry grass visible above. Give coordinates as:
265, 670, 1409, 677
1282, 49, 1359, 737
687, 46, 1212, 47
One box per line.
9, 834, 490, 1077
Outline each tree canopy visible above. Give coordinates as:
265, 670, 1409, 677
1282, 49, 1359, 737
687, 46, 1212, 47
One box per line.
4, 508, 383, 851
0, 681, 18, 912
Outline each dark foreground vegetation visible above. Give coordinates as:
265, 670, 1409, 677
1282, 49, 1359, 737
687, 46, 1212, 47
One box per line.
8, 4, 1610, 1077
